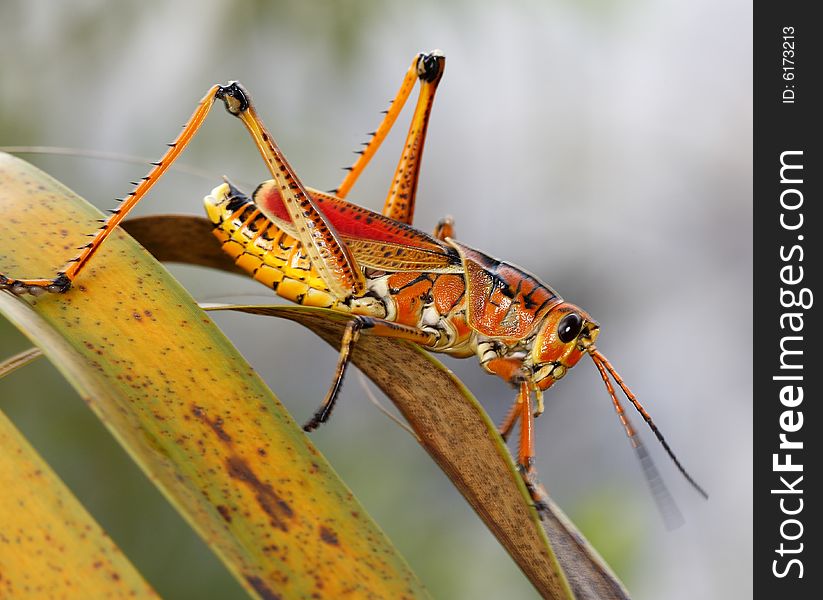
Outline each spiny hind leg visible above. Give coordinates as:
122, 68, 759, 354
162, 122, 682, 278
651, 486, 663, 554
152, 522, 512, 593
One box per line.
380, 51, 445, 225
2, 81, 371, 302
334, 51, 446, 228
334, 53, 420, 198
1, 85, 226, 295
219, 83, 366, 300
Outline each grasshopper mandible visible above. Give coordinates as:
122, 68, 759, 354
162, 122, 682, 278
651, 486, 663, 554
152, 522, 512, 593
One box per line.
0, 51, 707, 509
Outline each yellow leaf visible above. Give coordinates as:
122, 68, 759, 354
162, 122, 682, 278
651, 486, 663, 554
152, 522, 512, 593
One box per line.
0, 409, 158, 599
0, 152, 429, 600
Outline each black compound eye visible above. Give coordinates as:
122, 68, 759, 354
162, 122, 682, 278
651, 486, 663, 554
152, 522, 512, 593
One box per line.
557, 312, 583, 343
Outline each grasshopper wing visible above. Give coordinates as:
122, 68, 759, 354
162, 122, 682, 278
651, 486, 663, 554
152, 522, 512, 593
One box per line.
253, 181, 461, 273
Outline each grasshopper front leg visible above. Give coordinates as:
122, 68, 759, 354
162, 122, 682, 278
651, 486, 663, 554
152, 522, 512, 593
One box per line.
513, 380, 550, 514
482, 356, 540, 463
480, 351, 550, 513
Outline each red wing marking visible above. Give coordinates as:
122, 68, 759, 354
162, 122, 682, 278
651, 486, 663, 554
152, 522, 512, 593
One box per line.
253, 182, 459, 272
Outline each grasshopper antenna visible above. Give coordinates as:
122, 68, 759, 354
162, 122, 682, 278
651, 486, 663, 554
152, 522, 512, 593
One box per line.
592, 356, 684, 529
591, 349, 709, 501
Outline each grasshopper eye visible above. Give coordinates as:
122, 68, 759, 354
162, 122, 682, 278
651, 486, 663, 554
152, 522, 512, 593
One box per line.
557, 312, 583, 343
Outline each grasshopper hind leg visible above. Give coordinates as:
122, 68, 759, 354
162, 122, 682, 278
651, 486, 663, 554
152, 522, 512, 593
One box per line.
1, 85, 226, 296
0, 273, 71, 295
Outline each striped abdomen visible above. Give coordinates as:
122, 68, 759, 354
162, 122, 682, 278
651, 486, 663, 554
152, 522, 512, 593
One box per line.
203, 184, 381, 315
203, 184, 474, 354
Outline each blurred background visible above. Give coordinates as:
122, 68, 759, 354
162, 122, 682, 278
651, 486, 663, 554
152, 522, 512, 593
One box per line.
0, 1, 751, 598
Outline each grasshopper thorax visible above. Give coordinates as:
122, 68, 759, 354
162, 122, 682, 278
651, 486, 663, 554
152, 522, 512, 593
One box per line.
530, 302, 599, 391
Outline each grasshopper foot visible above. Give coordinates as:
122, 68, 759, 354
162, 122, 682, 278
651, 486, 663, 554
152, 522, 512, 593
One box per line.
302, 418, 320, 433
517, 461, 550, 519
0, 273, 72, 296
302, 412, 327, 433
302, 403, 335, 433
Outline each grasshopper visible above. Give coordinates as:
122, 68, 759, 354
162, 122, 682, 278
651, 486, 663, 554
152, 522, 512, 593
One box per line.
1, 51, 707, 509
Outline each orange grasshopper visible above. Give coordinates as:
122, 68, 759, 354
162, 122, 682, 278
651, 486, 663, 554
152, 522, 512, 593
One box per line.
1, 51, 706, 509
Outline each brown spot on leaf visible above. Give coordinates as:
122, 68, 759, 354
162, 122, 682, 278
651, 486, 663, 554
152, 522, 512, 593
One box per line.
245, 575, 281, 600
226, 456, 294, 531
191, 404, 233, 443
319, 525, 339, 546
216, 505, 232, 523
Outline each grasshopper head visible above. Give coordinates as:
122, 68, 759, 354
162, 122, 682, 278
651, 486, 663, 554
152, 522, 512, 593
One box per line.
530, 303, 599, 391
